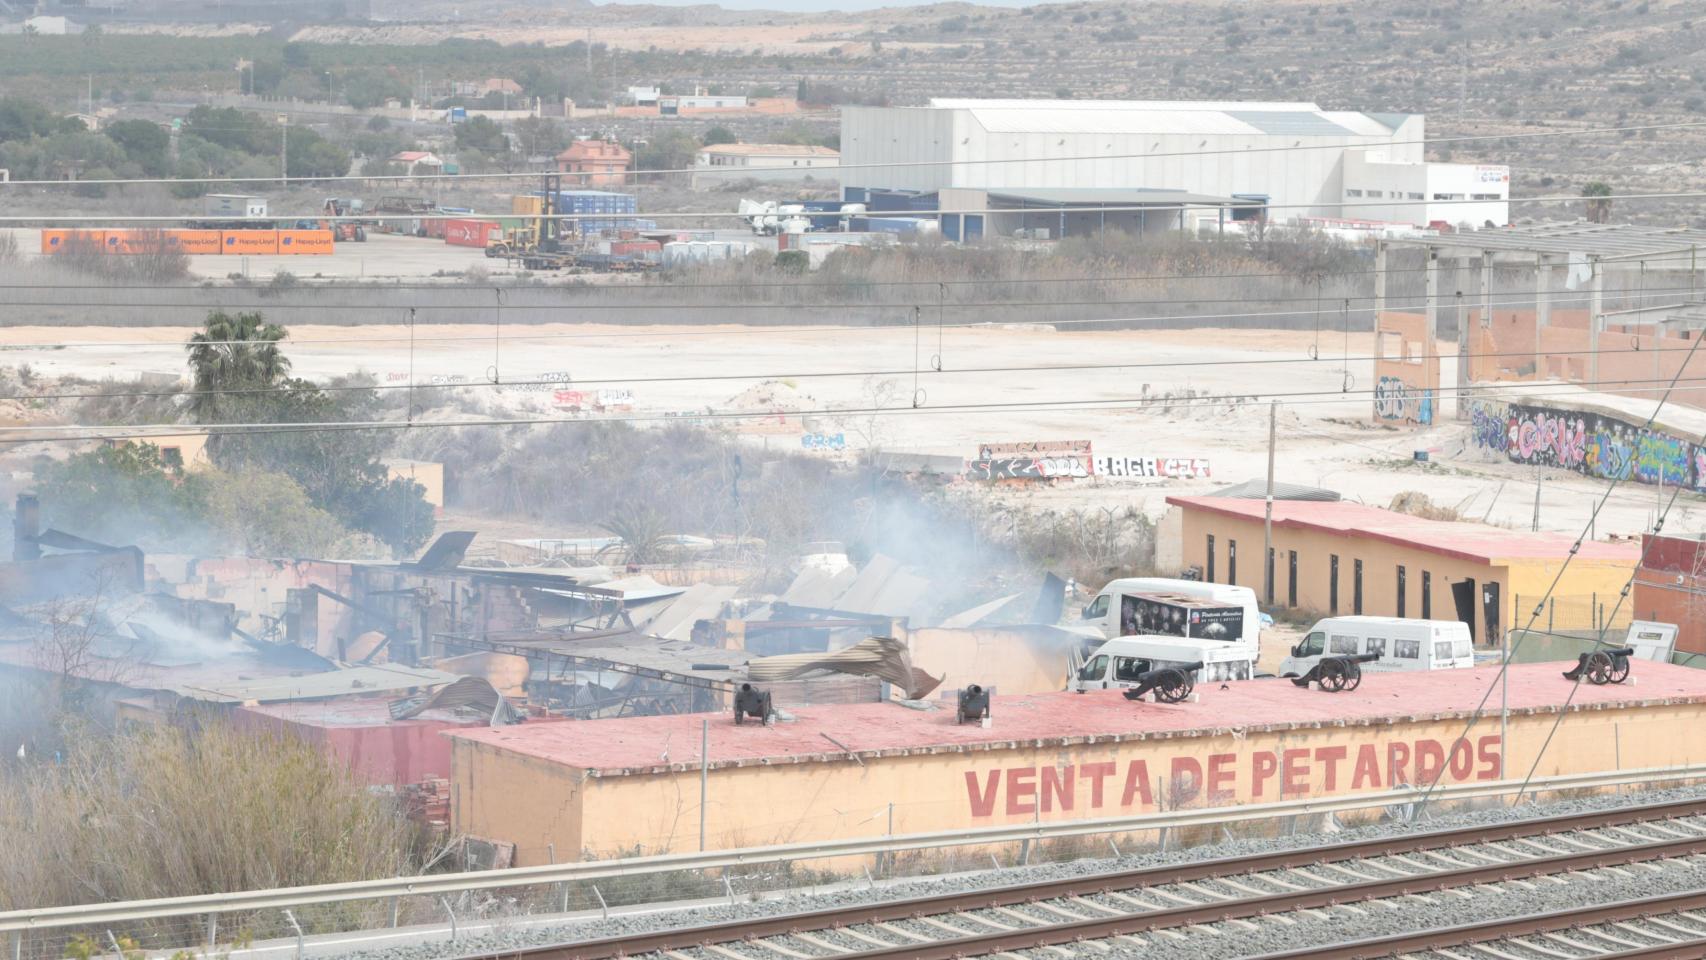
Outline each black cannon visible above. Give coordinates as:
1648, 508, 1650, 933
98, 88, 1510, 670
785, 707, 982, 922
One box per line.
1562, 646, 1636, 685
733, 683, 773, 725
1292, 653, 1380, 692
1123, 661, 1202, 704
957, 684, 991, 725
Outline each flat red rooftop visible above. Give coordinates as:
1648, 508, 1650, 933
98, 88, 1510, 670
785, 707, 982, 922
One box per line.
447, 661, 1706, 776
1166, 495, 1640, 566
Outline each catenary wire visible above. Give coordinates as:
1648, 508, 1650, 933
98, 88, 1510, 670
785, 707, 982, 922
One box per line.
7, 342, 1705, 405
10, 374, 1706, 444
1, 283, 1699, 352
0, 117, 1699, 188
1410, 326, 1706, 818
1, 188, 1698, 223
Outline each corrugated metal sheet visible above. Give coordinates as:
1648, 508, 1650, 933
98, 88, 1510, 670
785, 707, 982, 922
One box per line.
931, 98, 1324, 112
745, 635, 941, 699
968, 107, 1264, 136
644, 583, 740, 641
174, 664, 463, 704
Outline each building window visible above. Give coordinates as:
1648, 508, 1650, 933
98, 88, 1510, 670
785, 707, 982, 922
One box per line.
1397, 565, 1407, 617
1422, 571, 1432, 618
1265, 547, 1275, 604
1229, 540, 1238, 585
1366, 190, 1383, 198
1288, 550, 1298, 608
1346, 189, 1364, 197
1330, 555, 1339, 613
1207, 535, 1216, 583
1432, 192, 1465, 200
1353, 559, 1363, 615
1470, 193, 1501, 200
1407, 191, 1424, 200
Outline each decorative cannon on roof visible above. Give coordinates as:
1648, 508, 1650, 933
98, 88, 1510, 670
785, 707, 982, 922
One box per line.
1563, 647, 1636, 685
733, 683, 773, 725
1292, 653, 1380, 693
956, 684, 991, 725
1122, 661, 1202, 704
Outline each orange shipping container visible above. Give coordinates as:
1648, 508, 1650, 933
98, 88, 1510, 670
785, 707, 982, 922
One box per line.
167, 230, 223, 255
105, 230, 181, 254
221, 230, 279, 255
277, 230, 334, 255
40, 229, 106, 254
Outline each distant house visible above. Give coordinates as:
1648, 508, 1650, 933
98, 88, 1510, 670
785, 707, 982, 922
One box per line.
388, 151, 444, 175
692, 143, 840, 188
0, 15, 79, 35
555, 140, 632, 187
482, 78, 523, 96
626, 86, 661, 106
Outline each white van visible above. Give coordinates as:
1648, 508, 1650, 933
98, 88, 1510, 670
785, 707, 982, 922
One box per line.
1068, 577, 1260, 686
1277, 616, 1474, 678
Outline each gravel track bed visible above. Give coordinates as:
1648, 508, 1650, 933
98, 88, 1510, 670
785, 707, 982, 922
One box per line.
333, 783, 1706, 960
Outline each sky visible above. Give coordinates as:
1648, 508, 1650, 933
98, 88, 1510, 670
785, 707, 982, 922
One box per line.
590, 0, 1046, 11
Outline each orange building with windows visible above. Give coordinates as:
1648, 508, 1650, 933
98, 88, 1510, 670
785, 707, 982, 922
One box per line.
555, 140, 631, 187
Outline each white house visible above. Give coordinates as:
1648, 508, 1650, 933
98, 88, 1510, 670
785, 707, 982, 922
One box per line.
692, 143, 840, 188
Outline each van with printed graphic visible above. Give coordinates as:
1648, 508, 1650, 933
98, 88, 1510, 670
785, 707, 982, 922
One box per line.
1067, 577, 1260, 686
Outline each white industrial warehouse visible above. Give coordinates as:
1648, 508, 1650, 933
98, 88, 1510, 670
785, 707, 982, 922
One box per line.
838, 99, 1510, 239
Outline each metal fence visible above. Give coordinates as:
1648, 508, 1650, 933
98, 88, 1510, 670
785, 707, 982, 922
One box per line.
8, 763, 1706, 960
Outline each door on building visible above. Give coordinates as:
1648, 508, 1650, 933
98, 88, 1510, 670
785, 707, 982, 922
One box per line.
1330, 555, 1339, 613
1288, 551, 1298, 607
1207, 535, 1216, 583
1397, 566, 1407, 618
1422, 571, 1432, 618
1265, 548, 1275, 604
1229, 540, 1238, 585
1353, 559, 1363, 614
1482, 581, 1501, 647
1452, 579, 1478, 643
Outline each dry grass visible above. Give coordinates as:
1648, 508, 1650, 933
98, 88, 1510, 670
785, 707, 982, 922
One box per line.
0, 719, 423, 912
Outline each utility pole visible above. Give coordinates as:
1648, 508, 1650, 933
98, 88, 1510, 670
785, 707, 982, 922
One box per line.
1263, 400, 1277, 606
698, 718, 709, 851
1531, 464, 1541, 532
278, 114, 288, 183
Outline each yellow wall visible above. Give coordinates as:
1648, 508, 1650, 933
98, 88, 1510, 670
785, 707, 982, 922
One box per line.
452, 698, 1706, 864
1174, 507, 1632, 640
902, 625, 1073, 698
453, 740, 586, 860
383, 458, 445, 513
124, 434, 212, 471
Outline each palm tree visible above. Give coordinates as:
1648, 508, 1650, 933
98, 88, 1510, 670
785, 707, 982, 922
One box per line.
186, 310, 290, 421
1582, 181, 1613, 224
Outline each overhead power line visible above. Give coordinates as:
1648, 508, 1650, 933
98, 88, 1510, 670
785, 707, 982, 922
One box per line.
0, 117, 1698, 189
10, 341, 1705, 405
0, 188, 1697, 224
10, 373, 1706, 445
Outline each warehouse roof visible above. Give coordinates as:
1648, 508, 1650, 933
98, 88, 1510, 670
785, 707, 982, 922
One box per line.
1385, 222, 1706, 261
699, 143, 839, 157
1165, 496, 1640, 566
445, 661, 1706, 776
919, 99, 1407, 138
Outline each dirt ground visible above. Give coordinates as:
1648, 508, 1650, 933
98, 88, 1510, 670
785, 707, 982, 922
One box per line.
3, 323, 1699, 543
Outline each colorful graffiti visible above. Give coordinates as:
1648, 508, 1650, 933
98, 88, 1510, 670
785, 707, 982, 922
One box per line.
1465, 398, 1704, 492
801, 432, 847, 451
1374, 376, 1434, 425
1093, 456, 1212, 480
1469, 401, 1508, 454
969, 457, 1091, 481
978, 440, 1093, 460
1508, 410, 1587, 469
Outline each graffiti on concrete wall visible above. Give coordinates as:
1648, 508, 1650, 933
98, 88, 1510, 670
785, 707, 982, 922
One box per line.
969, 457, 1091, 481
801, 432, 847, 451
1466, 398, 1706, 492
1093, 457, 1212, 480
1374, 376, 1434, 425
978, 440, 1093, 460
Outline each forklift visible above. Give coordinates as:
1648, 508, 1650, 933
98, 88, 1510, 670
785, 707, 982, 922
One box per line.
319, 198, 369, 242
491, 173, 578, 270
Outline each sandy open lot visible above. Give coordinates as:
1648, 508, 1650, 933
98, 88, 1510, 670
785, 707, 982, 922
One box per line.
2, 322, 1699, 542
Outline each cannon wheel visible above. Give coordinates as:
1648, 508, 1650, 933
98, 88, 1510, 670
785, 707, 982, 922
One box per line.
1155, 670, 1194, 704
1586, 650, 1615, 685
1318, 658, 1349, 692
1606, 654, 1631, 684
1341, 658, 1365, 692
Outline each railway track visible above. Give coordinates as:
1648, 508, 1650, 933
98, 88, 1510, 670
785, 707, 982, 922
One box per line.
496, 795, 1706, 960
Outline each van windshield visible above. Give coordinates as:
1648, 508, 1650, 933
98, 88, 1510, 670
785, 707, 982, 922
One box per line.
1079, 655, 1109, 682
1084, 595, 1109, 619
1298, 632, 1325, 656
